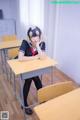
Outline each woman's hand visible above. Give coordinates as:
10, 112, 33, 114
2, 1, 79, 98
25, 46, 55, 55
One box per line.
36, 41, 43, 54
38, 52, 47, 60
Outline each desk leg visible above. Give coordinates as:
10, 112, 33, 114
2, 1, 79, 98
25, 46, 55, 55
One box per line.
9, 67, 13, 84
51, 66, 54, 83
0, 50, 7, 81
20, 75, 27, 120
41, 75, 43, 81
0, 50, 5, 74
13, 73, 17, 98
3, 49, 9, 81
11, 74, 27, 120
51, 66, 58, 84
19, 75, 24, 106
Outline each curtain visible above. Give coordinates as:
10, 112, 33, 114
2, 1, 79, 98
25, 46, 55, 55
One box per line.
19, 0, 44, 31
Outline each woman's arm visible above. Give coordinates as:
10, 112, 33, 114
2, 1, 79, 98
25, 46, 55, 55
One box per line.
36, 41, 46, 59
18, 51, 39, 61
18, 41, 46, 61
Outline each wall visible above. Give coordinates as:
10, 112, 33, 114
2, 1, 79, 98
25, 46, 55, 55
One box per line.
0, 0, 17, 36
0, 0, 11, 19
54, 4, 80, 83
0, 0, 17, 19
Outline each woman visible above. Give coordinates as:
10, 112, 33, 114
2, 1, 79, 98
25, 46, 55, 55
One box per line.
18, 26, 46, 115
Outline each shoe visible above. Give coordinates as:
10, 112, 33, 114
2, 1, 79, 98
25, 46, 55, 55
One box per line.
21, 105, 33, 115
21, 105, 23, 109
25, 108, 33, 115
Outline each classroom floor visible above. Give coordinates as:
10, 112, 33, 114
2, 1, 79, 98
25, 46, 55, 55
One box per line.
0, 55, 79, 120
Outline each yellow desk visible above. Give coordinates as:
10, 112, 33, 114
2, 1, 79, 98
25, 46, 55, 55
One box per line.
34, 88, 80, 120
0, 40, 22, 50
7, 57, 57, 108
0, 40, 22, 80
7, 56, 57, 76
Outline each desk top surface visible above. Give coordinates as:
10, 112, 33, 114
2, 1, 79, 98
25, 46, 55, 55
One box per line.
0, 40, 22, 49
34, 88, 80, 120
7, 57, 57, 75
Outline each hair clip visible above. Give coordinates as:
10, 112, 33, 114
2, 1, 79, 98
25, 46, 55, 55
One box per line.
36, 30, 39, 35
29, 31, 33, 37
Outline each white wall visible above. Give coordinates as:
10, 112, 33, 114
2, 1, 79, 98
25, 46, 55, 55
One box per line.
0, 0, 17, 19
0, 0, 11, 19
0, 0, 17, 35
54, 4, 80, 83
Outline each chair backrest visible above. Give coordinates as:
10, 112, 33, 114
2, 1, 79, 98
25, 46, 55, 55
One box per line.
2, 35, 17, 41
37, 81, 75, 103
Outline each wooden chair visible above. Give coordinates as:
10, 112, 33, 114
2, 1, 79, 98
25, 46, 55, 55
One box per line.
37, 81, 75, 103
2, 35, 19, 59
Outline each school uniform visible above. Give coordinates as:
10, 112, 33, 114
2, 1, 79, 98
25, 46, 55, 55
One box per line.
20, 40, 45, 107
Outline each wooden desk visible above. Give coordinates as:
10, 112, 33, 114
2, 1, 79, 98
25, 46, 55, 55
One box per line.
0, 40, 22, 80
7, 56, 57, 78
7, 57, 57, 108
34, 88, 80, 120
0, 40, 22, 50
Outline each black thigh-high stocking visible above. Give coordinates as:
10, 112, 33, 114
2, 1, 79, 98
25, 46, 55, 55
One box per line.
33, 76, 42, 90
23, 78, 32, 106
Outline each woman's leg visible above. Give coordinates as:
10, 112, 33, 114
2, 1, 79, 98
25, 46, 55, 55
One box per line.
32, 76, 42, 90
23, 78, 32, 106
23, 78, 33, 115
